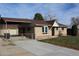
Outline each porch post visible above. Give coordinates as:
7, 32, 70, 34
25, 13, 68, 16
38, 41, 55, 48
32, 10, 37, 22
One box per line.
5, 21, 8, 39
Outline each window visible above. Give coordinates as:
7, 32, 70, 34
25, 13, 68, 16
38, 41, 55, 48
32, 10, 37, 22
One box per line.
45, 27, 48, 33
42, 26, 48, 34
42, 27, 44, 32
62, 28, 64, 30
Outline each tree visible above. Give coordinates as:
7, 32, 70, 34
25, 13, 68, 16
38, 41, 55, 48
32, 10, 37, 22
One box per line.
71, 17, 78, 36
71, 17, 79, 25
71, 24, 77, 36
34, 13, 44, 20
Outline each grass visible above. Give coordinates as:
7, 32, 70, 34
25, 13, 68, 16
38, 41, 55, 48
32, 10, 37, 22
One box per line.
39, 36, 79, 50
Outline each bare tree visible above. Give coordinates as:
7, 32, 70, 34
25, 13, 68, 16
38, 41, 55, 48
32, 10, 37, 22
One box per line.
44, 8, 58, 21
44, 12, 58, 21
71, 17, 79, 25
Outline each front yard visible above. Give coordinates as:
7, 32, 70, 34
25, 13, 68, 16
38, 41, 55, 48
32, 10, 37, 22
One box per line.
39, 36, 79, 50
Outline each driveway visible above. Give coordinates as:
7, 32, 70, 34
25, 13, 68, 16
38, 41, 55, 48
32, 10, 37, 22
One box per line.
0, 39, 34, 56
15, 40, 79, 56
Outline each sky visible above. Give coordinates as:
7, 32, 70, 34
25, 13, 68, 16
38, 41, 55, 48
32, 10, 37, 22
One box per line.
0, 3, 79, 25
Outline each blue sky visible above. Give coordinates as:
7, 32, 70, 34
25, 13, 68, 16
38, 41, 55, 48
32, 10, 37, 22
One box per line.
0, 3, 79, 25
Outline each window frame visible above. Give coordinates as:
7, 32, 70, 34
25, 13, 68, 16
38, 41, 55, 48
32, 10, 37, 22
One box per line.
42, 26, 48, 34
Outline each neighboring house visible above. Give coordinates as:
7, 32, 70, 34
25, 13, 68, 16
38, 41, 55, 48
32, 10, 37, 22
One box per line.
0, 17, 67, 40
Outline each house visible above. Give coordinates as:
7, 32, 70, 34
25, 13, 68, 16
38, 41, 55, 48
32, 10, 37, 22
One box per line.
0, 17, 67, 40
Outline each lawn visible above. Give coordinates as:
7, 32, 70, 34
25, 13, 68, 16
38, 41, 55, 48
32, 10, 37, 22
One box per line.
39, 36, 79, 50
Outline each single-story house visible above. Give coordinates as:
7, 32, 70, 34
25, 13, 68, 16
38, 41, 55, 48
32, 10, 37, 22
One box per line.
0, 17, 67, 40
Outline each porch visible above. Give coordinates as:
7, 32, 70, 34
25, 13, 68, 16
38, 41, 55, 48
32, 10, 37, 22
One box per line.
0, 18, 35, 39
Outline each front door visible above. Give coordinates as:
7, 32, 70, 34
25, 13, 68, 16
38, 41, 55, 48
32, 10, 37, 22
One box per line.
52, 27, 54, 36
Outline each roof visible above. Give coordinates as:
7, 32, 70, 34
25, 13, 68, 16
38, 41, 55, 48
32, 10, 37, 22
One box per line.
0, 17, 32, 23
58, 23, 67, 27
46, 20, 67, 27
0, 17, 67, 27
0, 17, 52, 26
46, 20, 55, 25
32, 20, 51, 26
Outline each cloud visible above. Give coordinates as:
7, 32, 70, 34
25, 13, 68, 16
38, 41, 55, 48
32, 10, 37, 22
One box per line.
0, 3, 79, 25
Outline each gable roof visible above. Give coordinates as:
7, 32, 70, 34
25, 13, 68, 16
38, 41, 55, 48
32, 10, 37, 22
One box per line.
46, 20, 67, 27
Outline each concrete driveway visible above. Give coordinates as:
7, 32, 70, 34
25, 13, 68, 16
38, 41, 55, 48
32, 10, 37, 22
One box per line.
15, 40, 79, 56
0, 39, 34, 56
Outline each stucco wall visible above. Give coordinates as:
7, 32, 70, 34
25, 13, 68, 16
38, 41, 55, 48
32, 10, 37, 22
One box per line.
34, 26, 52, 39
0, 24, 18, 36
34, 26, 67, 39
54, 28, 59, 36
60, 28, 67, 36
54, 27, 67, 36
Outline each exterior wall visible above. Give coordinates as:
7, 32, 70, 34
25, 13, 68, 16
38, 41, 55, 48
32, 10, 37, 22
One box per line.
34, 26, 67, 40
0, 24, 18, 36
34, 21, 60, 39
54, 28, 59, 36
59, 28, 67, 36
52, 21, 67, 36
0, 29, 18, 35
34, 26, 52, 39
54, 27, 67, 36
